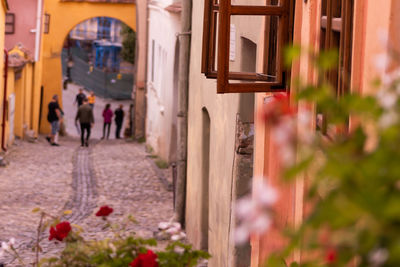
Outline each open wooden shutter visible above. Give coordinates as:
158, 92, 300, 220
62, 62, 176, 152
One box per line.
202, 0, 294, 93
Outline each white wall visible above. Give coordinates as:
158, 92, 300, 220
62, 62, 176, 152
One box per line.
146, 0, 181, 162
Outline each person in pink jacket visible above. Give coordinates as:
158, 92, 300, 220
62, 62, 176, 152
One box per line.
101, 103, 113, 139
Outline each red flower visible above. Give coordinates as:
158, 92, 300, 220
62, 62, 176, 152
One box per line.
48, 221, 72, 242
325, 248, 337, 264
129, 250, 159, 267
95, 206, 113, 217
260, 93, 296, 125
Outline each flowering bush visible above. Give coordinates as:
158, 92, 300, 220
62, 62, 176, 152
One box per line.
3, 207, 209, 267
236, 47, 400, 266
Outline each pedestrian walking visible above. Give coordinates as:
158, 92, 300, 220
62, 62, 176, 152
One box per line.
74, 88, 86, 107
46, 95, 61, 146
114, 104, 124, 139
75, 98, 94, 147
88, 91, 96, 109
101, 103, 113, 140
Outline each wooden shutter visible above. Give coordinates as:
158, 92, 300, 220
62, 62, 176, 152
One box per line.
320, 0, 353, 96
201, 0, 294, 93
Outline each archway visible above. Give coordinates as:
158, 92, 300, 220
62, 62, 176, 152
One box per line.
62, 17, 135, 99
39, 1, 136, 133
60, 16, 136, 138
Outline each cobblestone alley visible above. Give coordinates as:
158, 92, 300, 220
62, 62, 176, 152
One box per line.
0, 84, 174, 266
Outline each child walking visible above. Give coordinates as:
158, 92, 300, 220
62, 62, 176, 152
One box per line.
102, 103, 113, 140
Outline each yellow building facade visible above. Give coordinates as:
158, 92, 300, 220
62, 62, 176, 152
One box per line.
0, 0, 7, 150
1, 45, 40, 149
6, 48, 35, 141
39, 0, 136, 133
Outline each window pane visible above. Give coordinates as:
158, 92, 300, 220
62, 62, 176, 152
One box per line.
5, 25, 13, 34
228, 15, 279, 82
213, 12, 219, 72
5, 14, 14, 23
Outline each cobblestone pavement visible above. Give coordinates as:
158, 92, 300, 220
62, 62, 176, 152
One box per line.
63, 146, 98, 223
62, 83, 132, 139
0, 137, 174, 266
0, 83, 175, 266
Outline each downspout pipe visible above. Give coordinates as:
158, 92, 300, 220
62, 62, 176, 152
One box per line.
175, 0, 192, 226
2, 49, 8, 151
34, 0, 43, 62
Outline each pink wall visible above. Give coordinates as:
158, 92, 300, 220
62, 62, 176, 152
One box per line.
5, 0, 38, 55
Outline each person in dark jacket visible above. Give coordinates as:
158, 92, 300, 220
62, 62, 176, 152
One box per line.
114, 104, 124, 139
75, 98, 94, 147
74, 88, 86, 107
46, 95, 62, 146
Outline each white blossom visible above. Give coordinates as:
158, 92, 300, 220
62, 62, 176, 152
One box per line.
272, 125, 296, 166
179, 232, 186, 239
248, 214, 272, 234
279, 145, 296, 166
272, 119, 295, 145
369, 248, 389, 267
236, 198, 256, 218
174, 246, 185, 254
253, 180, 278, 207
298, 111, 311, 125
171, 234, 182, 241
234, 225, 250, 244
166, 226, 180, 235
377, 90, 398, 110
375, 53, 390, 73
235, 179, 278, 245
297, 111, 315, 145
379, 110, 398, 128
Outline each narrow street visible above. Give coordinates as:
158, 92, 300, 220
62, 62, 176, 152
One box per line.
0, 85, 174, 266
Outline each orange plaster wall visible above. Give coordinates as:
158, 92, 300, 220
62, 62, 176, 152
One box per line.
388, 0, 400, 70
251, 1, 312, 265
252, 0, 398, 265
359, 0, 391, 96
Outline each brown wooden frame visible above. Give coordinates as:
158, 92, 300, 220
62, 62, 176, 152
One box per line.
201, 0, 218, 78
201, 0, 294, 93
5, 13, 15, 35
318, 0, 354, 134
320, 0, 353, 96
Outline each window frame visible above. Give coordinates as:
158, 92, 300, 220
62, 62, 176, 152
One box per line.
44, 13, 50, 34
5, 13, 15, 35
201, 0, 295, 94
318, 0, 354, 134
320, 0, 353, 96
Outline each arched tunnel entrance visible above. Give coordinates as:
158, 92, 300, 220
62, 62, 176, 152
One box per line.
62, 17, 135, 100
38, 1, 136, 134
60, 17, 136, 138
